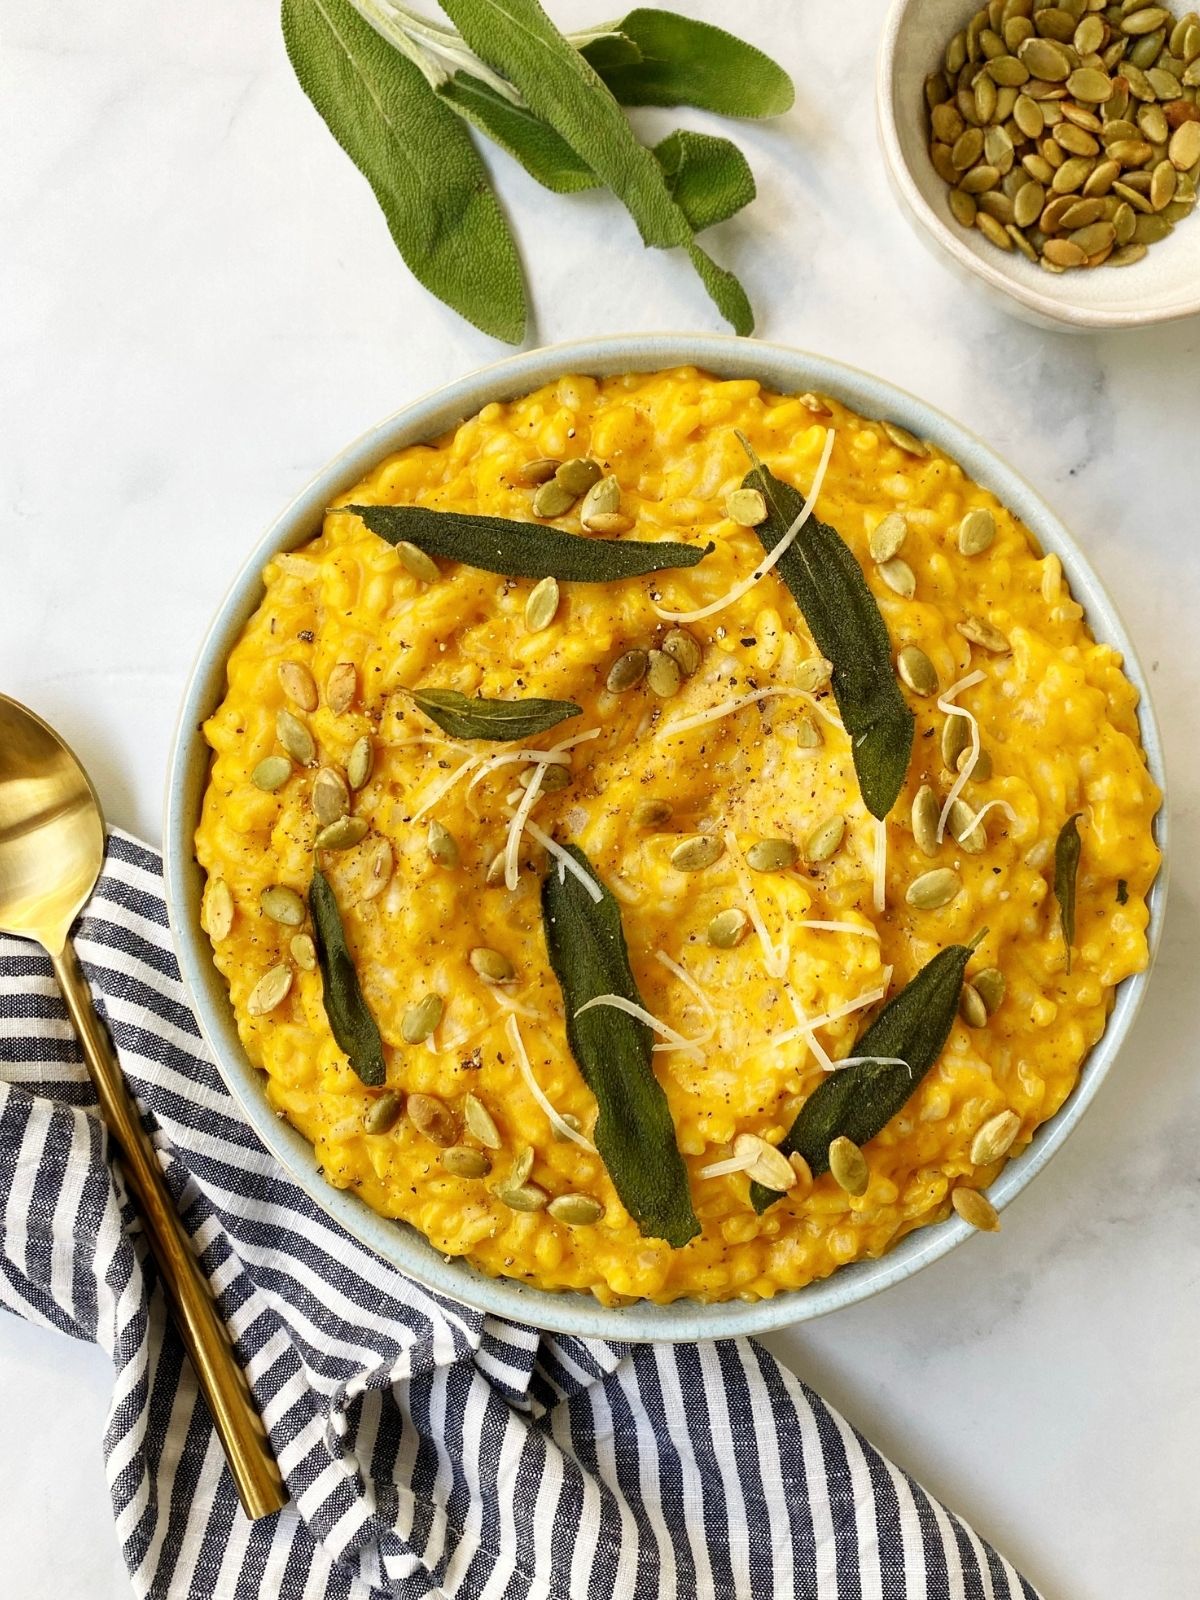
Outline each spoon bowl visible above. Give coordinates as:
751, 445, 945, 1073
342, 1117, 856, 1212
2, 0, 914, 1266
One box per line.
0, 693, 285, 1518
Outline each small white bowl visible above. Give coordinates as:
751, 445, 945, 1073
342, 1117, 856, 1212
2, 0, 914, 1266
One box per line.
877, 0, 1200, 330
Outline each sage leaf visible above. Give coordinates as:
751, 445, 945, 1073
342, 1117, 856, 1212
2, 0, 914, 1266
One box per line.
582, 10, 795, 118
281, 0, 526, 343
309, 868, 387, 1086
345, 501, 711, 582
742, 446, 915, 819
543, 843, 700, 1247
1055, 813, 1083, 971
411, 687, 580, 741
654, 130, 756, 231
438, 72, 597, 192
436, 0, 754, 333
752, 944, 974, 1211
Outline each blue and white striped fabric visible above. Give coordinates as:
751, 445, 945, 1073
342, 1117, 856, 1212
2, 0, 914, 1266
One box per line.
0, 832, 1038, 1600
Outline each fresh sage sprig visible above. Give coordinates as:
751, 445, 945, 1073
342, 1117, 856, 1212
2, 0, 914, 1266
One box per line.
282, 0, 526, 343
542, 843, 700, 1248
752, 943, 976, 1212
741, 441, 915, 820
282, 0, 793, 339
1055, 814, 1083, 972
345, 502, 711, 582
411, 687, 580, 741
309, 869, 387, 1086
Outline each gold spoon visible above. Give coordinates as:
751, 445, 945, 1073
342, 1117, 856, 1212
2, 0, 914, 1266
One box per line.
0, 694, 286, 1520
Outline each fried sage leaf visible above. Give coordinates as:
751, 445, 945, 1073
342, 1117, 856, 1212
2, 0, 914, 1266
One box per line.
411, 687, 580, 741
752, 944, 973, 1211
582, 10, 795, 118
345, 502, 710, 582
309, 869, 386, 1086
281, 0, 525, 343
542, 843, 700, 1247
742, 447, 915, 818
437, 0, 753, 333
653, 129, 756, 230
1055, 813, 1083, 971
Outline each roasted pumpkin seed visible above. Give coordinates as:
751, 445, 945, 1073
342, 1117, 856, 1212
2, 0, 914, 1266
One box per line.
746, 838, 798, 873
276, 709, 315, 766
960, 981, 990, 1026
948, 797, 987, 853
260, 884, 306, 926
395, 541, 441, 583
469, 946, 515, 984
879, 558, 917, 599
881, 420, 928, 456
442, 1145, 491, 1179
464, 1093, 502, 1149
671, 835, 724, 871
632, 798, 673, 827
606, 648, 648, 693
707, 907, 749, 948
524, 575, 560, 633
364, 1090, 403, 1135
726, 487, 768, 526
555, 457, 602, 497
532, 480, 576, 519
951, 1185, 1001, 1230
805, 815, 845, 863
517, 457, 560, 485
346, 736, 373, 792
278, 661, 318, 712
290, 932, 317, 971
912, 784, 940, 856
957, 614, 1011, 651
971, 1109, 1021, 1164
548, 1193, 604, 1226
868, 511, 908, 562
973, 967, 1007, 1013
312, 766, 350, 826
662, 627, 702, 677
407, 1093, 457, 1146
204, 878, 234, 941
247, 964, 292, 1016
579, 475, 622, 529
314, 815, 368, 851
401, 993, 444, 1044
326, 662, 357, 714
898, 645, 939, 696
958, 506, 997, 555
906, 868, 963, 910
427, 820, 460, 868
829, 1135, 869, 1197
646, 649, 682, 698
498, 1183, 548, 1213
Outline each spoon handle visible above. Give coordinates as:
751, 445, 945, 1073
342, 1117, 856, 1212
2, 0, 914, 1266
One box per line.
51, 939, 287, 1521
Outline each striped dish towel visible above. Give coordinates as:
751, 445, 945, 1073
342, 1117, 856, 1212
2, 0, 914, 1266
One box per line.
0, 832, 1038, 1600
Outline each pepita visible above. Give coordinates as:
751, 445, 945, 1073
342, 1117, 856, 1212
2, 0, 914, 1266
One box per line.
646, 649, 682, 698
247, 964, 292, 1016
584, 512, 633, 535
442, 1145, 491, 1179
906, 867, 962, 910
524, 575, 560, 633
498, 1183, 548, 1213
520, 760, 570, 792
828, 1135, 869, 1197
346, 735, 373, 792
958, 506, 998, 554
912, 784, 940, 856
401, 993, 444, 1044
532, 480, 576, 519
469, 946, 515, 984
555, 457, 602, 497
662, 627, 703, 677
726, 487, 768, 526
795, 655, 833, 693
670, 834, 725, 871
746, 837, 798, 873
395, 541, 441, 583
958, 745, 994, 781
971, 1109, 1021, 1164
707, 907, 750, 948
805, 814, 845, 863
278, 661, 318, 712
1170, 118, 1200, 166
276, 709, 315, 766
943, 709, 971, 770
632, 798, 673, 827
957, 613, 1011, 651
1019, 35, 1074, 78
407, 1093, 458, 1147
951, 1184, 1001, 1230
878, 558, 917, 599
606, 648, 648, 693
204, 878, 234, 942
464, 1093, 502, 1149
312, 766, 350, 825
552, 1113, 584, 1143
898, 644, 939, 696
252, 755, 292, 793
548, 1193, 604, 1226
881, 420, 929, 456
326, 662, 357, 714
973, 967, 1007, 1013
363, 1091, 403, 1135
361, 837, 394, 900
1068, 65, 1115, 99
948, 797, 987, 852
517, 457, 560, 485
580, 475, 623, 529
314, 815, 368, 851
290, 932, 317, 971
738, 1134, 798, 1191
510, 1146, 534, 1187
427, 820, 460, 868
960, 981, 990, 1026
260, 884, 306, 926
1150, 156, 1178, 205
868, 511, 908, 562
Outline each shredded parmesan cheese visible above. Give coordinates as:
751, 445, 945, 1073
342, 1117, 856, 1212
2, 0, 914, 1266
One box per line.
793, 920, 880, 940
574, 994, 707, 1058
650, 950, 717, 1053
411, 755, 482, 821
504, 1014, 597, 1153
784, 986, 833, 1070
955, 797, 1019, 840
724, 828, 788, 979
771, 967, 895, 1051
872, 818, 887, 914
658, 685, 843, 741
523, 820, 603, 902
826, 1054, 910, 1074
935, 670, 986, 843
652, 428, 837, 624
698, 1150, 759, 1179
504, 761, 544, 889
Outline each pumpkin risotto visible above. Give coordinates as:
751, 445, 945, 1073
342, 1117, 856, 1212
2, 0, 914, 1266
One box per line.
196, 368, 1160, 1306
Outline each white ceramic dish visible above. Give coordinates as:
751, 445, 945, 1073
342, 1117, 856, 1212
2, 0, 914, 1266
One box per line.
164, 334, 1167, 1341
877, 0, 1200, 330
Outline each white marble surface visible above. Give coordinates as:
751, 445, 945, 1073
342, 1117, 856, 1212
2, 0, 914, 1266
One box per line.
2, 2, 1196, 1595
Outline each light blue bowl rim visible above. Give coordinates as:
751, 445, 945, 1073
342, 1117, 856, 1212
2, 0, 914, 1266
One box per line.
164, 333, 1168, 1344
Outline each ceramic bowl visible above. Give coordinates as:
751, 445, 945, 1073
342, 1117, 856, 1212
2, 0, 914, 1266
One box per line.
164, 334, 1167, 1341
877, 0, 1200, 330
